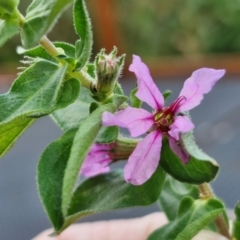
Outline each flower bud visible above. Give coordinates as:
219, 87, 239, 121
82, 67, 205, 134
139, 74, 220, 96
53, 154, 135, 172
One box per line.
95, 47, 125, 95
0, 0, 19, 19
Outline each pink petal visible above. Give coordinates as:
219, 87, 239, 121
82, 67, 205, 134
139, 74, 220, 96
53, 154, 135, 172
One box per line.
81, 163, 110, 177
169, 137, 189, 164
124, 131, 162, 185
102, 107, 154, 137
129, 55, 164, 110
178, 68, 225, 112
168, 116, 194, 141
80, 144, 111, 177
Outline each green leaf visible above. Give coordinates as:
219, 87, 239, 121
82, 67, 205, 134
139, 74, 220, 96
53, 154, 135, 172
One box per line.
0, 60, 79, 157
0, 18, 19, 47
0, 118, 34, 157
74, 0, 92, 70
0, 0, 19, 15
130, 87, 142, 108
114, 83, 124, 95
20, 42, 75, 63
60, 166, 166, 233
38, 129, 76, 230
56, 78, 80, 108
106, 94, 128, 107
233, 201, 240, 240
21, 0, 73, 48
158, 175, 199, 221
160, 136, 219, 184
89, 101, 99, 113
62, 96, 126, 217
51, 87, 93, 131
148, 197, 224, 240
86, 63, 95, 78
163, 90, 172, 101
95, 126, 119, 143
52, 85, 127, 132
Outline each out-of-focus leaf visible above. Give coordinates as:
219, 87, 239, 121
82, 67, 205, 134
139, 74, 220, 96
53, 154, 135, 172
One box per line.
130, 87, 142, 108
21, 0, 73, 48
233, 200, 240, 240
158, 175, 199, 220
95, 126, 119, 144
21, 42, 75, 63
0, 18, 19, 47
148, 197, 224, 240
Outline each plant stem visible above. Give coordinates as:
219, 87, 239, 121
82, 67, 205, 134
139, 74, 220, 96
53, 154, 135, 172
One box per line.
39, 36, 60, 57
198, 183, 231, 239
39, 36, 93, 89
71, 70, 94, 89
14, 9, 25, 27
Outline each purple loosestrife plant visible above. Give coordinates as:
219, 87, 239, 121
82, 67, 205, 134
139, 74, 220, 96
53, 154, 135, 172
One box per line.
0, 0, 238, 239
103, 55, 225, 185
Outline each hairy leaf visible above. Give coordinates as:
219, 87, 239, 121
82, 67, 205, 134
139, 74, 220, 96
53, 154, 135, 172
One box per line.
21, 0, 73, 48
0, 18, 19, 47
160, 136, 219, 184
148, 197, 224, 240
61, 166, 166, 232
51, 87, 93, 131
38, 129, 76, 230
158, 175, 199, 221
61, 96, 126, 216
73, 0, 92, 70
0, 60, 79, 157
95, 126, 119, 143
0, 118, 34, 157
21, 42, 75, 63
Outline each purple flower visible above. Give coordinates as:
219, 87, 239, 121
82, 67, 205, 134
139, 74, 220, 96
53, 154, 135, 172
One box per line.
81, 143, 112, 177
102, 55, 225, 185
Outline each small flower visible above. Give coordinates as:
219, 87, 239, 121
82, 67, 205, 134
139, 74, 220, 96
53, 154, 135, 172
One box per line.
80, 143, 112, 177
103, 55, 225, 185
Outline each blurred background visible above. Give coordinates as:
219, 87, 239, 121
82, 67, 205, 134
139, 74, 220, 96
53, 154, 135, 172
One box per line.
0, 0, 240, 239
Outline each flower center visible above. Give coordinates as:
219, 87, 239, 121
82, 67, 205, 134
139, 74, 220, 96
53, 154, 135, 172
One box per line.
153, 96, 186, 133
154, 112, 172, 132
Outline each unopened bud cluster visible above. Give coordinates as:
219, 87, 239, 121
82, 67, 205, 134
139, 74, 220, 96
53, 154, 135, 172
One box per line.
95, 47, 125, 96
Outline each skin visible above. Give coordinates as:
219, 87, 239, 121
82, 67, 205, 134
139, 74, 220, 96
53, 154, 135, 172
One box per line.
33, 213, 227, 240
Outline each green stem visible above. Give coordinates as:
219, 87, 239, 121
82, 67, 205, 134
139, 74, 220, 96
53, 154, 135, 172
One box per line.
71, 70, 94, 89
39, 36, 94, 88
39, 36, 60, 58
14, 9, 25, 27
198, 183, 231, 239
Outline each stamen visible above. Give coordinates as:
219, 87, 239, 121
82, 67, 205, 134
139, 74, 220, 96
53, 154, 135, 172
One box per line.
168, 96, 186, 113
152, 96, 186, 133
